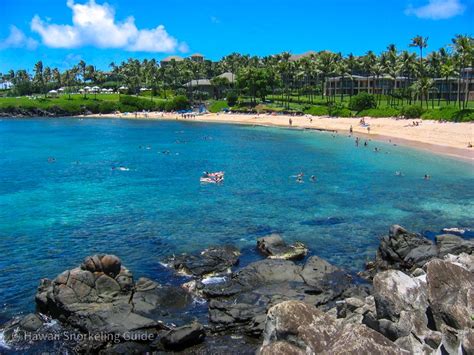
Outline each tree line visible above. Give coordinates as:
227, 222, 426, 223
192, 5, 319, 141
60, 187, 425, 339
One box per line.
1, 34, 472, 109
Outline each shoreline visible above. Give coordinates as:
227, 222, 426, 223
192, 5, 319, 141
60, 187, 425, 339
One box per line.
3, 112, 474, 162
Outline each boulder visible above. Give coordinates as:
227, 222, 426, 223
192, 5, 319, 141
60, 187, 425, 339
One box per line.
443, 253, 474, 272
256, 234, 308, 260
160, 322, 206, 351
363, 225, 474, 279
164, 245, 240, 278
260, 300, 404, 354
204, 258, 352, 335
425, 259, 474, 330
33, 254, 199, 351
436, 234, 474, 257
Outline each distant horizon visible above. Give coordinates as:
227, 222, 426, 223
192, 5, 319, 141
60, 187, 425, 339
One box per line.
1, 0, 473, 72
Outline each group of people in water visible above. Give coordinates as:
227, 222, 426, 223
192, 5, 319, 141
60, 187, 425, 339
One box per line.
201, 171, 225, 184
294, 172, 317, 183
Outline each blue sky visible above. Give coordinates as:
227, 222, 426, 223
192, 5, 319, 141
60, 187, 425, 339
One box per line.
0, 0, 472, 72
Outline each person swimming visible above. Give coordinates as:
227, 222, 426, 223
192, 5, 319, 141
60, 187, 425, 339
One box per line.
424, 174, 431, 180
364, 141, 368, 147
395, 171, 403, 177
310, 175, 317, 182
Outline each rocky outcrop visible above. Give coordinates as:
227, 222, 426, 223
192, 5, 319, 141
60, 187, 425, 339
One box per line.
256, 234, 308, 260
164, 245, 240, 278
363, 225, 473, 278
259, 300, 404, 354
32, 254, 201, 352
202, 257, 351, 336
362, 254, 474, 354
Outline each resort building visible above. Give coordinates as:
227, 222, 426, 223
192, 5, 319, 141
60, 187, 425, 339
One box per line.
325, 67, 473, 101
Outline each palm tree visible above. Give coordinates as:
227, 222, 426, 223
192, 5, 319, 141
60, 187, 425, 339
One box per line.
412, 77, 434, 108
409, 35, 428, 76
451, 35, 473, 108
440, 61, 456, 105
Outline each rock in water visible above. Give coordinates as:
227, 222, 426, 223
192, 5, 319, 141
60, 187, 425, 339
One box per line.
160, 322, 206, 350
256, 234, 308, 260
436, 234, 474, 257
33, 254, 197, 352
260, 300, 403, 354
164, 245, 240, 278
363, 225, 473, 278
203, 257, 352, 336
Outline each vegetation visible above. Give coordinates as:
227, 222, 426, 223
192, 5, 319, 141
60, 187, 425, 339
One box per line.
0, 34, 472, 120
348, 93, 377, 113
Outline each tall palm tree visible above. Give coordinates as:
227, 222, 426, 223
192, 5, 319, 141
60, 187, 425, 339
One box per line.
409, 35, 428, 76
451, 35, 473, 108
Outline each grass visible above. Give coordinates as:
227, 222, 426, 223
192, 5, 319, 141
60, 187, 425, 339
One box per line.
0, 93, 185, 115
208, 100, 229, 113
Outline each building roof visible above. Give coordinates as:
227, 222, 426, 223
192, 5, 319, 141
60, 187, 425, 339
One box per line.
183, 79, 212, 87
216, 72, 236, 83
190, 53, 204, 58
161, 55, 184, 62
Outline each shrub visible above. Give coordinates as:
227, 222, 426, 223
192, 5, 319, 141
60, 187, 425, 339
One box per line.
170, 95, 190, 111
401, 105, 425, 118
304, 105, 329, 116
119, 95, 156, 111
349, 93, 377, 112
421, 107, 474, 122
226, 91, 238, 106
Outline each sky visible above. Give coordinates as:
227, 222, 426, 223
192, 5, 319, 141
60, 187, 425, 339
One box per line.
0, 0, 472, 72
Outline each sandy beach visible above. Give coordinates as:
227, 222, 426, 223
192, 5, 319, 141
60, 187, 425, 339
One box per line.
84, 112, 474, 162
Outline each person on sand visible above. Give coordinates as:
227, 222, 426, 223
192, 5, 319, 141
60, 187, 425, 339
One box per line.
367, 126, 370, 134
349, 125, 353, 134
289, 118, 293, 126
468, 142, 473, 148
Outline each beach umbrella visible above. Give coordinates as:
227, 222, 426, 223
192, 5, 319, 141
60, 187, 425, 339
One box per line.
107, 88, 114, 92
84, 86, 91, 91
58, 87, 65, 92
101, 88, 108, 92
91, 86, 100, 92
79, 88, 84, 93
119, 86, 128, 91
140, 87, 149, 91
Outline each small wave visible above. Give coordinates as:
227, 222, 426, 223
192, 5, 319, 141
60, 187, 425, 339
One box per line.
192, 296, 207, 306
0, 330, 10, 350
201, 276, 227, 285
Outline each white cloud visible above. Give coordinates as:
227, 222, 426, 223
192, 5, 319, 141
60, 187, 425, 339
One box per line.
0, 26, 38, 50
30, 0, 186, 52
405, 0, 466, 19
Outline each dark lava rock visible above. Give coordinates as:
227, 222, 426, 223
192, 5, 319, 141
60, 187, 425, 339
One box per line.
164, 245, 240, 278
256, 234, 308, 260
363, 225, 473, 278
160, 322, 205, 350
32, 254, 198, 351
436, 234, 474, 257
203, 258, 352, 336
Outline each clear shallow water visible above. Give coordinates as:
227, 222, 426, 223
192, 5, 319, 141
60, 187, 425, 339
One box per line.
0, 118, 473, 322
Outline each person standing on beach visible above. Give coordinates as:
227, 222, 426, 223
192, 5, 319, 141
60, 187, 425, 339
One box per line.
289, 118, 293, 126
349, 125, 353, 134
367, 126, 370, 134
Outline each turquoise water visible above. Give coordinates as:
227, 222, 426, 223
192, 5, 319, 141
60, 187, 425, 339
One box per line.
0, 118, 473, 322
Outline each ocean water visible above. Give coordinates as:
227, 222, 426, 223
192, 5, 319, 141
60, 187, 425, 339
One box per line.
0, 117, 473, 324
